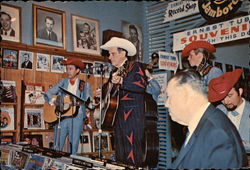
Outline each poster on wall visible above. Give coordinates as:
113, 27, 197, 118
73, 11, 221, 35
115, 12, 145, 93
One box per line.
173, 15, 250, 51
0, 3, 21, 42
152, 72, 168, 106
122, 21, 143, 62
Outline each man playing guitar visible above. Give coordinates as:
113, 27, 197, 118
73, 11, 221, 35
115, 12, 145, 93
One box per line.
44, 57, 92, 155
94, 37, 150, 166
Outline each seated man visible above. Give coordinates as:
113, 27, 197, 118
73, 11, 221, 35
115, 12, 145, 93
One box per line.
165, 69, 247, 169
208, 69, 250, 154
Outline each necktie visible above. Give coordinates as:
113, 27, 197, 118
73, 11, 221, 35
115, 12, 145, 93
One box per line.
5, 31, 7, 35
70, 79, 75, 85
231, 110, 239, 116
48, 32, 51, 40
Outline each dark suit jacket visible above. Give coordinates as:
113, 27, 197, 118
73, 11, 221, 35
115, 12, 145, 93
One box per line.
21, 61, 32, 69
37, 28, 58, 42
172, 104, 248, 169
1, 28, 15, 37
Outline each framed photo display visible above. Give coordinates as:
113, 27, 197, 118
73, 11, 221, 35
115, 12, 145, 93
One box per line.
0, 3, 21, 42
2, 49, 18, 69
122, 20, 143, 62
36, 53, 50, 72
19, 51, 34, 70
33, 4, 66, 49
71, 14, 100, 55
51, 55, 65, 73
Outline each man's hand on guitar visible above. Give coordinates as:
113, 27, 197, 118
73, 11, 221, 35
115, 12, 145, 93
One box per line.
49, 97, 56, 105
112, 75, 123, 84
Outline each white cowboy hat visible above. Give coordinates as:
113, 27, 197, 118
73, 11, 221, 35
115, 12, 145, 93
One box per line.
100, 37, 136, 56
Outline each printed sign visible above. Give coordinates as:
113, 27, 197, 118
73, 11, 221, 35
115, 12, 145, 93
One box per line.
159, 51, 179, 71
173, 15, 250, 51
164, 0, 199, 22
198, 0, 242, 22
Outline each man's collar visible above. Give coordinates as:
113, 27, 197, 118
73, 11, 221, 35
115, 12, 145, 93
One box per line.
117, 58, 128, 68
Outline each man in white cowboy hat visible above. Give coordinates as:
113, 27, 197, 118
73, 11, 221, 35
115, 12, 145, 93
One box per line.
94, 37, 159, 167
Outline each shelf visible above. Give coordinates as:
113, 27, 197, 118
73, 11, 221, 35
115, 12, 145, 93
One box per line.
0, 130, 17, 133
0, 102, 18, 106
23, 129, 54, 133
24, 104, 44, 107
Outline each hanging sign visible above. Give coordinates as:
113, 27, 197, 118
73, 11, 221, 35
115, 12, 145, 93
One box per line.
198, 0, 242, 23
164, 0, 199, 22
158, 51, 179, 71
173, 15, 250, 51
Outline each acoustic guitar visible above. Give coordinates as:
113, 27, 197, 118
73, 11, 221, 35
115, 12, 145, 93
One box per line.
100, 65, 127, 130
44, 95, 83, 123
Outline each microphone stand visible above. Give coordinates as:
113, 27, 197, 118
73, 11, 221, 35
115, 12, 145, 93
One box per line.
55, 95, 63, 152
98, 64, 104, 158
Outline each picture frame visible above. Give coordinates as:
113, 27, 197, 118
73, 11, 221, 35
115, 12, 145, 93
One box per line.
0, 3, 21, 43
19, 50, 34, 70
122, 20, 143, 62
72, 14, 101, 55
2, 48, 19, 69
24, 108, 45, 129
51, 55, 65, 73
33, 4, 66, 49
36, 53, 50, 72
23, 134, 43, 147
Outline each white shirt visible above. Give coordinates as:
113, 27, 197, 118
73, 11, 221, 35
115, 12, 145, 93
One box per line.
184, 102, 210, 146
67, 78, 78, 95
227, 98, 245, 130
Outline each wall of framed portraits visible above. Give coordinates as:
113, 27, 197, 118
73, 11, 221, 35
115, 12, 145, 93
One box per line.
0, 1, 147, 149
1, 1, 145, 58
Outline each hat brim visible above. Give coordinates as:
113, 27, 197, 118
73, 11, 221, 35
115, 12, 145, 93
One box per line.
182, 41, 216, 57
100, 37, 137, 56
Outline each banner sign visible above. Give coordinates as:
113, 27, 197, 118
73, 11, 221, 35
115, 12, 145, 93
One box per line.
164, 0, 199, 22
173, 15, 250, 51
198, 0, 242, 22
159, 51, 179, 71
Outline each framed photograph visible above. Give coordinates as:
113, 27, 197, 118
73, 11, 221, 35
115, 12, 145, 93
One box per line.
122, 20, 143, 62
33, 4, 66, 49
24, 134, 43, 147
36, 53, 50, 72
24, 108, 45, 129
0, 107, 15, 130
72, 14, 100, 55
81, 61, 94, 75
0, 3, 21, 42
92, 131, 110, 152
2, 49, 18, 69
78, 131, 92, 153
51, 55, 65, 73
19, 51, 34, 69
